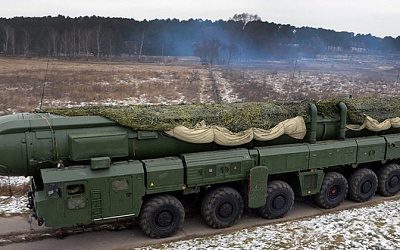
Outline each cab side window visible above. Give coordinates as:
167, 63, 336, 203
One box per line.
66, 183, 86, 210
67, 184, 85, 195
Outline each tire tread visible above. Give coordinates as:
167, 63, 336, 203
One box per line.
201, 187, 243, 229
378, 163, 400, 196
258, 180, 294, 219
348, 168, 377, 202
139, 195, 184, 238
315, 172, 348, 209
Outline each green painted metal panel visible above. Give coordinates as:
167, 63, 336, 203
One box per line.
63, 180, 91, 225
385, 134, 400, 160
298, 170, 325, 196
308, 140, 357, 168
0, 133, 28, 176
90, 157, 111, 169
138, 131, 158, 140
41, 160, 144, 183
182, 149, 254, 187
257, 144, 309, 174
69, 132, 129, 161
35, 190, 66, 228
355, 137, 386, 163
142, 157, 184, 194
109, 175, 134, 216
0, 113, 31, 134
248, 166, 268, 208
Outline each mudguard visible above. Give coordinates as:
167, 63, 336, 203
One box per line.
248, 166, 269, 208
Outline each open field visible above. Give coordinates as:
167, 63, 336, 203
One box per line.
0, 54, 399, 115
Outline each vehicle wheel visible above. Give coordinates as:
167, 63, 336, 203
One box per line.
201, 187, 243, 228
139, 195, 185, 238
348, 168, 378, 202
315, 172, 348, 209
378, 163, 400, 196
257, 180, 294, 219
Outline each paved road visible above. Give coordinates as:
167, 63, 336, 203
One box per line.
1, 195, 399, 250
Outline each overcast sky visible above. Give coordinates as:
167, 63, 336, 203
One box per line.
1, 0, 399, 38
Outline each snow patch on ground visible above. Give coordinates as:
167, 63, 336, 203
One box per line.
147, 199, 400, 249
213, 71, 242, 103
0, 176, 30, 187
0, 196, 29, 216
0, 177, 30, 216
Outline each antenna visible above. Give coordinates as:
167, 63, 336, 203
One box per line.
39, 56, 51, 110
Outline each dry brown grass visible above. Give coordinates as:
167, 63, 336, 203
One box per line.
0, 57, 211, 114
0, 55, 398, 115
0, 183, 30, 196
219, 64, 400, 102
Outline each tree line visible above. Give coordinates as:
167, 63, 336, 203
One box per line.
0, 15, 399, 63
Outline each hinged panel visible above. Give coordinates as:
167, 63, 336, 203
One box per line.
143, 157, 184, 193
298, 170, 325, 196
69, 132, 129, 161
356, 136, 386, 163
257, 144, 309, 174
109, 176, 134, 216
182, 149, 254, 186
138, 131, 158, 140
308, 140, 357, 168
248, 166, 268, 208
385, 134, 400, 160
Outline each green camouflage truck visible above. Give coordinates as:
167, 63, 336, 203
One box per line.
1, 101, 400, 238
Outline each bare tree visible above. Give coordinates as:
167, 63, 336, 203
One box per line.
9, 27, 15, 55
23, 28, 31, 56
1, 24, 10, 54
194, 39, 222, 65
1, 25, 15, 55
61, 30, 68, 56
139, 31, 145, 59
83, 28, 91, 58
230, 13, 261, 29
49, 28, 58, 56
95, 25, 102, 57
71, 26, 76, 57
77, 28, 81, 55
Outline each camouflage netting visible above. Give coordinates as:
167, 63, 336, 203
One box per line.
316, 97, 400, 124
42, 97, 400, 132
43, 102, 309, 132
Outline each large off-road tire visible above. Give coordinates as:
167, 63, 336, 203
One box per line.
315, 172, 348, 209
257, 180, 294, 219
348, 168, 378, 202
378, 163, 400, 197
139, 195, 185, 238
201, 187, 243, 229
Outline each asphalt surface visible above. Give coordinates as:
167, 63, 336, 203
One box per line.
1, 194, 399, 250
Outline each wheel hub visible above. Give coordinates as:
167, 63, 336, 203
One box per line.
361, 180, 372, 193
156, 211, 173, 227
328, 185, 340, 200
218, 202, 233, 218
272, 195, 286, 210
389, 175, 399, 188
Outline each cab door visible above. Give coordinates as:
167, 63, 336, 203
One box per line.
64, 181, 91, 224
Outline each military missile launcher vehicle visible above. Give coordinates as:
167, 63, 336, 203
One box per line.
1, 100, 400, 238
